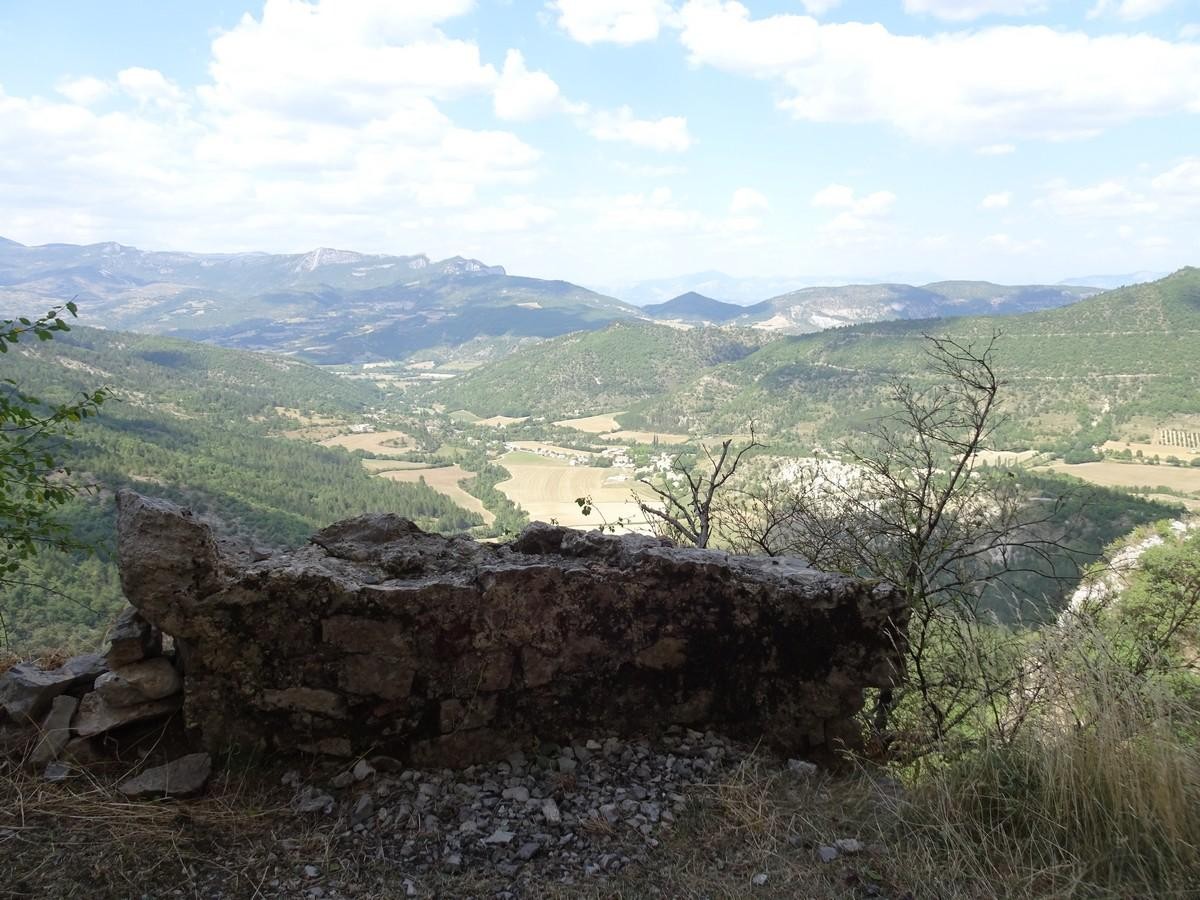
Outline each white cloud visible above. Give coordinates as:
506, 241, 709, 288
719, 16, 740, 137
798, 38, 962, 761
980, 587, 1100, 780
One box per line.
552, 0, 674, 45
611, 161, 688, 176
812, 183, 856, 208
981, 191, 1012, 208
677, 0, 1200, 143
729, 187, 768, 212
587, 106, 692, 152
903, 0, 1047, 20
200, 0, 497, 120
811, 183, 896, 244
1151, 157, 1200, 202
56, 76, 112, 106
450, 197, 557, 232
0, 1, 545, 256
812, 183, 895, 215
117, 67, 185, 110
1037, 159, 1200, 229
800, 0, 843, 14
982, 232, 1045, 253
1041, 179, 1159, 217
494, 49, 563, 121
1088, 0, 1176, 21
589, 187, 701, 231
976, 143, 1017, 155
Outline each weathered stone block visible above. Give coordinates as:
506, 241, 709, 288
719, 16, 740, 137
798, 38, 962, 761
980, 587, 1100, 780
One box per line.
73, 691, 182, 738
105, 606, 161, 667
95, 657, 181, 707
0, 654, 105, 723
116, 492, 908, 766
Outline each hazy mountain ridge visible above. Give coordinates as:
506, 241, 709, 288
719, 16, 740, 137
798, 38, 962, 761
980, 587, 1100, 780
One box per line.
639, 282, 1097, 331
1, 237, 1101, 365
0, 237, 636, 364
641, 292, 768, 322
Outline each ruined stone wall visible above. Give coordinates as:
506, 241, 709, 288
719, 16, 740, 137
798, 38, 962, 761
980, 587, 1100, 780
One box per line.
115, 491, 907, 766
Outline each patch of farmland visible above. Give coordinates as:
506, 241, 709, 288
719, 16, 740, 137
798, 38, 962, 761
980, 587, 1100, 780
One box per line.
496, 458, 654, 532
319, 430, 414, 456
507, 441, 597, 459
1040, 461, 1200, 495
1101, 440, 1200, 462
378, 465, 494, 525
553, 412, 625, 434
603, 430, 691, 445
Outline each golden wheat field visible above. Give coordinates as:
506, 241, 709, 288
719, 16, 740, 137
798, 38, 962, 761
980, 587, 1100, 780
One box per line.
496, 453, 653, 531
1041, 461, 1200, 494
379, 465, 494, 524
318, 430, 414, 455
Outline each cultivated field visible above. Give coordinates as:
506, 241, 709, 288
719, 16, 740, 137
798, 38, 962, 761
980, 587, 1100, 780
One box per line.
507, 441, 596, 458
554, 412, 624, 433
555, 411, 692, 446
319, 430, 414, 456
496, 452, 653, 531
603, 430, 691, 445
477, 414, 529, 427
1040, 461, 1200, 495
1101, 440, 1200, 462
379, 465, 494, 524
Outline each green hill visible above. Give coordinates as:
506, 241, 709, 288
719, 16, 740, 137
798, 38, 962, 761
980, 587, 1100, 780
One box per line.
437, 269, 1198, 446
428, 321, 768, 419
0, 326, 484, 648
622, 268, 1200, 445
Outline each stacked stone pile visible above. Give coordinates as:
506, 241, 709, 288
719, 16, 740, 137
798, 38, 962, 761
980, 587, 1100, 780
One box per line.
0, 607, 204, 795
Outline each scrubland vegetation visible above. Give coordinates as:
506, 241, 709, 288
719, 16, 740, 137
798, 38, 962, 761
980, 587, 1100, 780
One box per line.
3, 275, 1200, 898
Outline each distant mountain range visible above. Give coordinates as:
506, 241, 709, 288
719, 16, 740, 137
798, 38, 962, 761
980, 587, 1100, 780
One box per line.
1059, 272, 1168, 290
642, 282, 1097, 332
641, 291, 767, 322
0, 236, 1110, 363
0, 237, 635, 364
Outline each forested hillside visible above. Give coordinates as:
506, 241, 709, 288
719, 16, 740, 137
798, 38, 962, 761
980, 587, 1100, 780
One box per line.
431, 269, 1199, 453
429, 321, 768, 418
625, 269, 1200, 448
0, 326, 483, 647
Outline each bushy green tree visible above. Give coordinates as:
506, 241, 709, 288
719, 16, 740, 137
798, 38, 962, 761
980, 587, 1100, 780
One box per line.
1, 304, 109, 592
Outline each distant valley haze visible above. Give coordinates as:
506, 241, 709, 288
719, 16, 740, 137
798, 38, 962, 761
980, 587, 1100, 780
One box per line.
1, 234, 1132, 364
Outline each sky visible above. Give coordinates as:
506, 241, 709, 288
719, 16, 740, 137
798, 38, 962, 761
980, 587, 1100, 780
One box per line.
1, 0, 1199, 289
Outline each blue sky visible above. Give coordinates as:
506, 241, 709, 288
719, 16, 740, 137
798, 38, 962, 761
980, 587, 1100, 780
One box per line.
1, 0, 1198, 289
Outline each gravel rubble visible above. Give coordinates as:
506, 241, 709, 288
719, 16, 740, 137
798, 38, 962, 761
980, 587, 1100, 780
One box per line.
284, 726, 779, 894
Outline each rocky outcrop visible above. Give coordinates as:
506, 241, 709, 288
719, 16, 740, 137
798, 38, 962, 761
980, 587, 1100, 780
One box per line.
116, 491, 907, 765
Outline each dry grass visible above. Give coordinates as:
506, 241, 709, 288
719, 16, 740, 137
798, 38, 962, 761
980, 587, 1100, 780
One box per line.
6, 730, 1193, 899
0, 743, 920, 900
1039, 460, 1200, 494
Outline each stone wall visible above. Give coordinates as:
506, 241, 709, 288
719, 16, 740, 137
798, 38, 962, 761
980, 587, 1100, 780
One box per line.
115, 491, 907, 766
